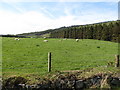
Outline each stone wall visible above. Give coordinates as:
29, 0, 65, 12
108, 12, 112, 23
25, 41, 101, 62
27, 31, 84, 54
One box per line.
2, 73, 120, 90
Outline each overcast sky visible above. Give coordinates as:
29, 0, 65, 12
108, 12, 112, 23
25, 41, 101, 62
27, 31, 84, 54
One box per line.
0, 0, 119, 35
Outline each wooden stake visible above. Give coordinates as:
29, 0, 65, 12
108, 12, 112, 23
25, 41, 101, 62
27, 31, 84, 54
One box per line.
48, 52, 51, 72
115, 55, 119, 67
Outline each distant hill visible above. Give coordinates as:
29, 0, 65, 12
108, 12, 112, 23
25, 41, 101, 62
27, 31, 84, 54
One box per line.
17, 26, 75, 38
17, 29, 54, 38
50, 20, 120, 43
17, 20, 120, 42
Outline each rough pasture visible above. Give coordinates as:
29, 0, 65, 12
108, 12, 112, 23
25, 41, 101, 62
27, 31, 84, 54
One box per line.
2, 37, 118, 77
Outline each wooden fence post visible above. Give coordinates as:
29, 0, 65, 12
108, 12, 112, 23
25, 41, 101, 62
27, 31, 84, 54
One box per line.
115, 55, 119, 67
48, 52, 51, 72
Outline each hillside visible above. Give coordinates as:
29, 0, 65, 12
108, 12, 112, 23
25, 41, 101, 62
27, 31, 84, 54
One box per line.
50, 20, 120, 42
2, 37, 120, 89
3, 38, 118, 76
2, 20, 120, 89
17, 20, 120, 43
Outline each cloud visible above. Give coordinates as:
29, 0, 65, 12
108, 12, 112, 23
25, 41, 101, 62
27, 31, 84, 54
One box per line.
39, 7, 55, 19
0, 10, 80, 34
0, 2, 117, 34
0, 10, 51, 34
0, 9, 117, 34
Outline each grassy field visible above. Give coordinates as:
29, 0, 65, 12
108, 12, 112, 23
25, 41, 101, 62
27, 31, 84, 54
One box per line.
2, 37, 118, 78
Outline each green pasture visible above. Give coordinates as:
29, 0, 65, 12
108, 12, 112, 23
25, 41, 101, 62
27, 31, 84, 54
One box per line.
2, 37, 118, 77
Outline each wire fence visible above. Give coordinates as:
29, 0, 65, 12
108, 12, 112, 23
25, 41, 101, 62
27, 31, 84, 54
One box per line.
2, 53, 120, 71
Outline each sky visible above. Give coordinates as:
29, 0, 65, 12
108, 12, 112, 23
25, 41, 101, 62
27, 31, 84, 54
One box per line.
0, 0, 119, 35
118, 1, 120, 20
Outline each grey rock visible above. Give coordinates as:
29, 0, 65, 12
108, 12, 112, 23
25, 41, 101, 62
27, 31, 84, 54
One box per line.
18, 84, 26, 88
75, 80, 84, 89
111, 77, 120, 86
91, 76, 102, 85
67, 80, 75, 88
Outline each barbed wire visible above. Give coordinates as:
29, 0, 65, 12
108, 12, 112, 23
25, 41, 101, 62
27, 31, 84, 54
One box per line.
2, 66, 108, 70
4, 54, 118, 56
2, 66, 48, 70
1, 63, 109, 70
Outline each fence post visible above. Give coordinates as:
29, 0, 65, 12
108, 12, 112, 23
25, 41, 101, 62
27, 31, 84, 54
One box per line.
115, 55, 119, 67
48, 52, 51, 72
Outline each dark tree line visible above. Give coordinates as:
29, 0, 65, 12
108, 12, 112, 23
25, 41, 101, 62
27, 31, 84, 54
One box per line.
0, 35, 26, 38
50, 20, 120, 43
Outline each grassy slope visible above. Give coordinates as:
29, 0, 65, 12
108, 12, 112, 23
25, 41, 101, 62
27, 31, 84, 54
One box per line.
2, 37, 118, 78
